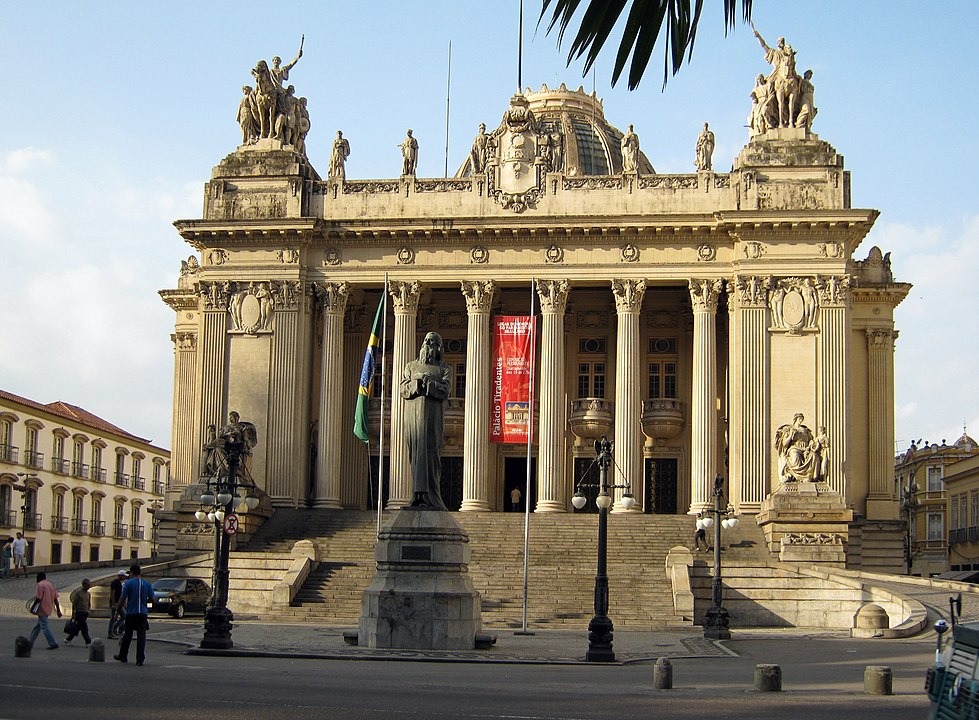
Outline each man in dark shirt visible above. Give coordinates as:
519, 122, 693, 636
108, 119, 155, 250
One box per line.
107, 570, 126, 639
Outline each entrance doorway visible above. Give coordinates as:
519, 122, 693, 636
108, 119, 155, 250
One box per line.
504, 456, 536, 512
645, 458, 678, 514
440, 457, 463, 510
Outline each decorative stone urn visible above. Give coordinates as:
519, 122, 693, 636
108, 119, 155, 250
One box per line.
569, 398, 613, 443
640, 399, 685, 441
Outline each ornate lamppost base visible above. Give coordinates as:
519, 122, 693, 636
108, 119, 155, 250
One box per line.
200, 605, 235, 649
586, 614, 615, 662
703, 605, 731, 640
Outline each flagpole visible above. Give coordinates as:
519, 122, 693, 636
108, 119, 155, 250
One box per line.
376, 274, 389, 536
517, 277, 536, 635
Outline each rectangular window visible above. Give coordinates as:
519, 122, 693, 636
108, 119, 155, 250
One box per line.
648, 361, 678, 399
453, 362, 466, 398
952, 496, 961, 530
88, 545, 100, 562
927, 466, 943, 492
577, 362, 606, 399
972, 492, 978, 527
50, 542, 62, 564
927, 512, 944, 541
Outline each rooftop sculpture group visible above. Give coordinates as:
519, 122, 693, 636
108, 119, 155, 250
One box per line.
238, 37, 310, 153
749, 24, 817, 135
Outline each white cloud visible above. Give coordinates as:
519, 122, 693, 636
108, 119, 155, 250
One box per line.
2, 146, 55, 174
879, 216, 979, 449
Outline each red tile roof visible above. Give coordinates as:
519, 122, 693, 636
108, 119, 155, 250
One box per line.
0, 388, 150, 445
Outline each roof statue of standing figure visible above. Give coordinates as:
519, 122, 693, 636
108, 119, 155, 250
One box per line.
400, 332, 451, 509
400, 129, 419, 175
330, 130, 350, 181
695, 122, 715, 171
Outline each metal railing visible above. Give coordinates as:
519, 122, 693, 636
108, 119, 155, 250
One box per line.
71, 462, 89, 478
114, 473, 130, 488
0, 444, 18, 463
153, 481, 165, 495
51, 457, 70, 475
133, 477, 145, 491
91, 521, 106, 537
113, 522, 128, 538
24, 513, 42, 530
130, 525, 145, 540
0, 509, 16, 527
90, 467, 106, 482
70, 518, 88, 535
25, 451, 44, 469
50, 516, 69, 533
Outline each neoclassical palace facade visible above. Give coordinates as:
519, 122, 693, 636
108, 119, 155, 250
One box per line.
161, 79, 909, 566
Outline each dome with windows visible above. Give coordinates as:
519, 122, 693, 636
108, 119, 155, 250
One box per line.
456, 83, 655, 177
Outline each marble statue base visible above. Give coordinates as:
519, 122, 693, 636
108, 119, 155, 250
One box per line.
358, 509, 482, 650
756, 482, 853, 567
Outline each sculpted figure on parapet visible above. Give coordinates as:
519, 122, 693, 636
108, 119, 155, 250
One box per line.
239, 37, 309, 153
749, 24, 817, 134
774, 413, 827, 483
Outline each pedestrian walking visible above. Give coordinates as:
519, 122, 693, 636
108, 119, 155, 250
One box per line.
28, 571, 62, 650
12, 533, 29, 577
107, 570, 126, 638
694, 513, 710, 552
510, 486, 522, 512
0, 536, 12, 578
64, 579, 92, 646
114, 564, 153, 666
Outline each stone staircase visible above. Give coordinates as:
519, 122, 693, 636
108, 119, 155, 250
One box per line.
241, 509, 748, 629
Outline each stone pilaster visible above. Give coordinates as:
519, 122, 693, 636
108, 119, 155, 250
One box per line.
341, 302, 370, 510
866, 327, 898, 509
388, 281, 421, 509
196, 282, 229, 481
611, 279, 645, 512
535, 279, 570, 512
688, 279, 723, 512
729, 275, 771, 512
266, 281, 310, 504
818, 276, 850, 496
460, 280, 495, 512
170, 331, 198, 490
314, 282, 349, 508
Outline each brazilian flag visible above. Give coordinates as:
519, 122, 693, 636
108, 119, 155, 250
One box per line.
353, 294, 385, 442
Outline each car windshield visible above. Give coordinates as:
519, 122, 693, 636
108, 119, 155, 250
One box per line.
153, 579, 186, 592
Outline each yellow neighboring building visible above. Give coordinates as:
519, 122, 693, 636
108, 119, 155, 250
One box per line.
946, 446, 979, 574
896, 433, 979, 577
0, 389, 169, 567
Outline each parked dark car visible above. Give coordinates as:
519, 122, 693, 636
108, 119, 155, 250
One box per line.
150, 578, 210, 618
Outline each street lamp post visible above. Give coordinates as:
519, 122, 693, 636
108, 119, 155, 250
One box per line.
702, 474, 738, 640
571, 436, 636, 662
194, 412, 260, 650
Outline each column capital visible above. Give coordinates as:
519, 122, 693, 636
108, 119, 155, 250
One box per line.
866, 327, 898, 348
611, 278, 646, 313
389, 280, 421, 314
731, 275, 770, 309
461, 280, 496, 313
198, 280, 230, 311
315, 282, 350, 314
536, 278, 570, 313
688, 278, 724, 312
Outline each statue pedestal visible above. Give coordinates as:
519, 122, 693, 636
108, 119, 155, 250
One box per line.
756, 482, 853, 567
358, 509, 482, 650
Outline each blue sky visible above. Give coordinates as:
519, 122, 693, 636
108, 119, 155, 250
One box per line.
2, 1, 977, 454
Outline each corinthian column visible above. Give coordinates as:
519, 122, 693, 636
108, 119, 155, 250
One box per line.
535, 279, 570, 512
819, 276, 850, 496
460, 280, 496, 511
387, 281, 421, 508
729, 275, 771, 513
688, 279, 724, 512
611, 279, 645, 512
314, 282, 349, 508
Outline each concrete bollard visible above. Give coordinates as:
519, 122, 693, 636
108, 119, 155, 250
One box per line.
653, 657, 673, 689
88, 639, 105, 663
864, 665, 892, 695
754, 664, 782, 692
14, 636, 32, 658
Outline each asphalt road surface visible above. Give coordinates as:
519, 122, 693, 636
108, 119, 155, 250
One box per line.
0, 619, 933, 720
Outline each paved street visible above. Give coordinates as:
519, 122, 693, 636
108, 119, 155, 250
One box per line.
0, 567, 945, 718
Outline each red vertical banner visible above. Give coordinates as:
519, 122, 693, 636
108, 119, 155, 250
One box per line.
490, 315, 536, 444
